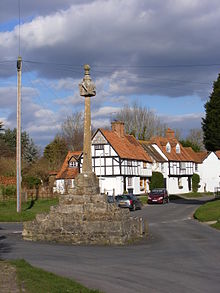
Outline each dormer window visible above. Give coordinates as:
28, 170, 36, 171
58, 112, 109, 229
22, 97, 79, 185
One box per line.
166, 142, 171, 153
176, 143, 180, 154
69, 161, 77, 168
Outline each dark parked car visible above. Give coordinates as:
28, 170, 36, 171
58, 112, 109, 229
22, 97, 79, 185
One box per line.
148, 188, 169, 204
115, 194, 142, 211
107, 195, 115, 203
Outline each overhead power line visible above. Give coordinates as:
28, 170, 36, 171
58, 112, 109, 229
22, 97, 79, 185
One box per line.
23, 59, 220, 69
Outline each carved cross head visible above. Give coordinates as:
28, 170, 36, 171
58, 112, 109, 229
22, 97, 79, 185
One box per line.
79, 64, 96, 97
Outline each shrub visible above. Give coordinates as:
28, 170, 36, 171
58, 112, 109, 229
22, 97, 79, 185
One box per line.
5, 185, 16, 196
150, 172, 164, 190
192, 173, 200, 193
0, 185, 4, 195
0, 184, 16, 197
22, 176, 41, 189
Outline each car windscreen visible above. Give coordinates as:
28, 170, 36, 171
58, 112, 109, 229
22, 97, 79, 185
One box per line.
116, 195, 131, 200
151, 190, 164, 195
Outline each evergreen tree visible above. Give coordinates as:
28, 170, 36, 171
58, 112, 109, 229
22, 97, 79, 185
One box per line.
149, 172, 164, 190
179, 139, 201, 152
0, 128, 39, 162
202, 74, 220, 151
192, 173, 200, 193
43, 136, 68, 170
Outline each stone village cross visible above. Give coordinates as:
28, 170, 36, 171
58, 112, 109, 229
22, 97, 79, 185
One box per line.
79, 64, 95, 173
73, 64, 100, 195
22, 65, 146, 245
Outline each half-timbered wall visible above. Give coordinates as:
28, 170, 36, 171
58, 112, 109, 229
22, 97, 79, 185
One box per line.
167, 176, 192, 194
169, 161, 193, 176
80, 130, 151, 195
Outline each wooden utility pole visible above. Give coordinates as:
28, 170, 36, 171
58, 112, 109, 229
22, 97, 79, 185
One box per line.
16, 56, 22, 213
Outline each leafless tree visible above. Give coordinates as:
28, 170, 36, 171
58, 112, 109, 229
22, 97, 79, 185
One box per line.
114, 103, 166, 140
60, 112, 84, 151
0, 121, 4, 132
187, 129, 205, 151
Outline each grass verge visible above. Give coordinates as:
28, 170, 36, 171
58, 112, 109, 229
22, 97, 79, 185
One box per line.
0, 198, 58, 222
9, 259, 101, 293
169, 194, 181, 200
194, 199, 220, 230
180, 192, 213, 198
139, 195, 148, 205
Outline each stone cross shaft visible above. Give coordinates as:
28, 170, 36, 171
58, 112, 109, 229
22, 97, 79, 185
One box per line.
79, 65, 96, 173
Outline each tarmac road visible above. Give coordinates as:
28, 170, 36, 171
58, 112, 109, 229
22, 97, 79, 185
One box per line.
1, 196, 220, 293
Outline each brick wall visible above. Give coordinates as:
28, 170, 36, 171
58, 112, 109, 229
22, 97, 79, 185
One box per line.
0, 176, 16, 186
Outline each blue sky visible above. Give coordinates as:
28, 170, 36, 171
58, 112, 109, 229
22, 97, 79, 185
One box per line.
0, 0, 220, 148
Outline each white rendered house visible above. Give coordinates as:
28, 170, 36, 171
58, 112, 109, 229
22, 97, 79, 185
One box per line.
196, 151, 220, 192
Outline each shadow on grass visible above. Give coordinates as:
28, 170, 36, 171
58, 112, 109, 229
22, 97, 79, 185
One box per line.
24, 199, 36, 211
170, 196, 215, 206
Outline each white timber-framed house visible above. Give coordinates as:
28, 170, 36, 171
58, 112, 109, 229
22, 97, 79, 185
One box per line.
141, 129, 195, 194
79, 121, 152, 195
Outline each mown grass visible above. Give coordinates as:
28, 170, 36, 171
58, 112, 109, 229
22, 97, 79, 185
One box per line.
194, 199, 220, 230
139, 195, 148, 205
10, 259, 101, 293
180, 192, 213, 198
0, 198, 58, 222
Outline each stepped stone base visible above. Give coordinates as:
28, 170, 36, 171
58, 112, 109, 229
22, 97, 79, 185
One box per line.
23, 173, 148, 245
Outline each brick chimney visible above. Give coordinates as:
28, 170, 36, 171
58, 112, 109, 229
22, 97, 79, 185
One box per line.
111, 121, 125, 138
165, 128, 175, 139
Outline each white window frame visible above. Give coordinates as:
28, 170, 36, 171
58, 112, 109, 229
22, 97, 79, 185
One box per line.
176, 144, 180, 154
128, 177, 133, 187
166, 142, 171, 153
94, 144, 104, 150
69, 161, 77, 168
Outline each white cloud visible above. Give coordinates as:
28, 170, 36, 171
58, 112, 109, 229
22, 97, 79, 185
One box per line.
92, 106, 120, 119
0, 0, 219, 147
160, 112, 203, 137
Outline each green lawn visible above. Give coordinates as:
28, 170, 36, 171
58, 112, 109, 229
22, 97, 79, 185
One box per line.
139, 195, 148, 205
194, 199, 220, 230
10, 259, 101, 293
0, 198, 58, 222
180, 192, 213, 198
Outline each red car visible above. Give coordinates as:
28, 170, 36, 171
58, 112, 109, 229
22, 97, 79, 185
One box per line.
148, 189, 169, 204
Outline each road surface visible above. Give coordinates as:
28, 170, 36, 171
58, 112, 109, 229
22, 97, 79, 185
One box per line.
1, 196, 220, 293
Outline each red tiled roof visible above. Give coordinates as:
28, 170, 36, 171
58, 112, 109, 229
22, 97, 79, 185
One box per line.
100, 129, 152, 162
150, 136, 194, 162
194, 151, 209, 162
215, 150, 220, 159
183, 147, 210, 163
56, 151, 81, 180
139, 141, 166, 162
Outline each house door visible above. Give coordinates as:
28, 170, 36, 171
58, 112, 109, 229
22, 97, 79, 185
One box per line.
123, 177, 126, 193
164, 178, 167, 189
188, 177, 191, 191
